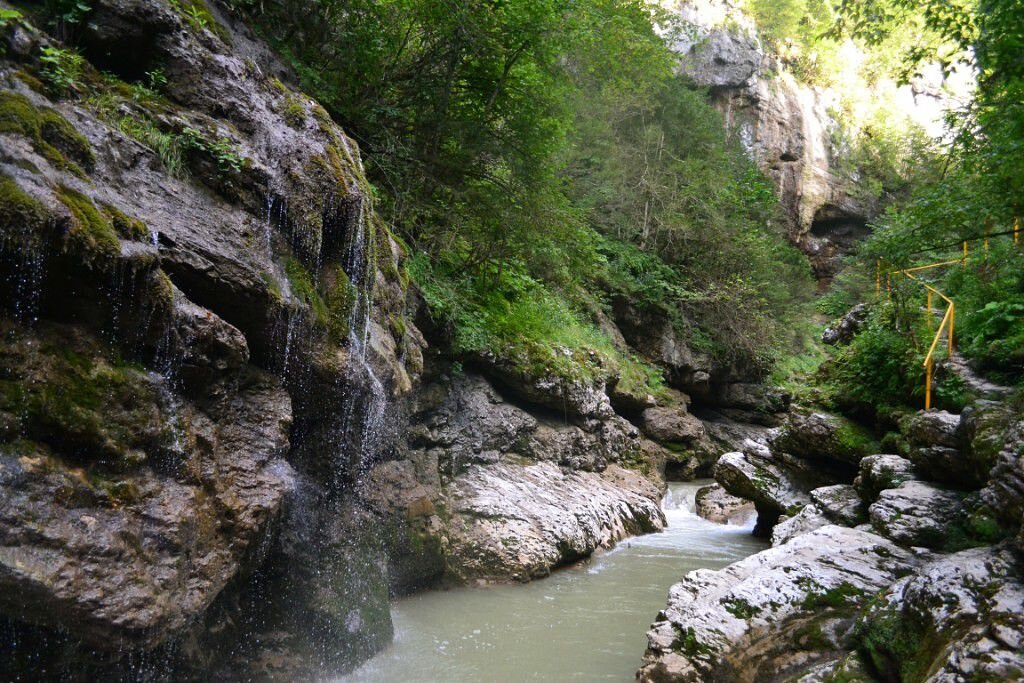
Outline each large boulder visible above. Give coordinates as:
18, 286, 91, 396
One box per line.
642, 406, 705, 443
715, 451, 812, 515
0, 322, 294, 652
899, 410, 967, 485
959, 400, 1017, 488
982, 415, 1024, 540
868, 481, 965, 549
770, 411, 878, 467
770, 505, 830, 546
854, 546, 1024, 681
443, 462, 665, 582
854, 454, 917, 502
638, 526, 920, 682
695, 483, 755, 525
714, 448, 836, 534
810, 484, 865, 526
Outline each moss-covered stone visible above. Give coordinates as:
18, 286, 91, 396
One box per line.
284, 254, 329, 326
800, 581, 866, 610
722, 597, 760, 620
280, 95, 306, 128
0, 91, 94, 175
854, 596, 945, 683
168, 0, 231, 44
55, 185, 121, 262
100, 202, 149, 241
323, 263, 353, 341
0, 175, 48, 247
0, 321, 168, 471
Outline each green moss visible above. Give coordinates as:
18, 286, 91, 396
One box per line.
801, 581, 866, 610
854, 597, 946, 682
0, 92, 94, 176
168, 0, 231, 44
832, 418, 879, 461
281, 96, 307, 128
0, 322, 168, 471
0, 175, 48, 246
100, 202, 149, 241
261, 269, 284, 302
55, 185, 121, 262
722, 597, 761, 620
269, 77, 290, 96
794, 620, 834, 651
674, 625, 714, 658
14, 69, 46, 94
284, 255, 329, 326
324, 263, 354, 340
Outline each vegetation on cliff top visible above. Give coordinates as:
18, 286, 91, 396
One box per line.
802, 0, 1024, 416
225, 0, 813, 386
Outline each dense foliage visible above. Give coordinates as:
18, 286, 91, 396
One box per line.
227, 0, 812, 384
821, 0, 1024, 408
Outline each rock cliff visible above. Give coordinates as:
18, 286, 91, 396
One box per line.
670, 1, 873, 279
0, 1, 701, 678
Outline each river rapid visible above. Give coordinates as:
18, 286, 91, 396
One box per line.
340, 480, 766, 682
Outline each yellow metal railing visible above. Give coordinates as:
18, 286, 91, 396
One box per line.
876, 252, 962, 411
872, 219, 1022, 410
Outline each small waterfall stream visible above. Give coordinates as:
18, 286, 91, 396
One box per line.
339, 480, 766, 682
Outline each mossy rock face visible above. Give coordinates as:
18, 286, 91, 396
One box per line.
323, 263, 353, 341
283, 254, 329, 326
0, 91, 94, 175
100, 202, 149, 241
0, 175, 48, 247
55, 185, 122, 262
0, 319, 168, 471
772, 411, 879, 466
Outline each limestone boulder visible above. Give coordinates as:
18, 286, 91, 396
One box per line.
868, 481, 965, 549
770, 411, 878, 466
443, 462, 665, 582
810, 484, 866, 526
770, 505, 830, 546
854, 546, 1024, 681
638, 526, 920, 682
854, 454, 917, 503
695, 483, 755, 525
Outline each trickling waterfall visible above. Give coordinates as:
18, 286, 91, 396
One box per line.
3, 228, 45, 325
335, 195, 388, 490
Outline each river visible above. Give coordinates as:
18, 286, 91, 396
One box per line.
338, 480, 765, 682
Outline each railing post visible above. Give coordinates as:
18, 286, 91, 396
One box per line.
963, 240, 968, 265
926, 290, 932, 331
925, 358, 932, 410
949, 303, 955, 354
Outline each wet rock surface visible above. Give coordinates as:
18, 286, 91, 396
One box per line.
365, 371, 667, 588
445, 461, 665, 582
0, 0, 423, 676
694, 483, 755, 525
638, 526, 920, 682
869, 481, 965, 549
0, 321, 294, 651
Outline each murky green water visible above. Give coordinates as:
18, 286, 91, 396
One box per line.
338, 480, 765, 683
